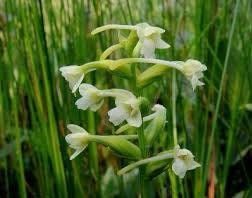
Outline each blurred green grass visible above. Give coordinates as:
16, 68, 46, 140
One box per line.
0, 0, 251, 197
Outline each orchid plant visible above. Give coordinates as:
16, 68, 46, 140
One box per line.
60, 22, 206, 196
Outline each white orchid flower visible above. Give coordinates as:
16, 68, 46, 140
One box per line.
135, 23, 170, 58
172, 145, 201, 178
115, 104, 166, 135
59, 65, 85, 93
75, 83, 104, 111
91, 23, 170, 58
108, 95, 142, 127
65, 124, 89, 160
179, 59, 207, 90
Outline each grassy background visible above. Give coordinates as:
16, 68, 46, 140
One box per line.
0, 0, 251, 197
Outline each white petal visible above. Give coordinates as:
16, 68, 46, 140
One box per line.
79, 83, 97, 96
75, 95, 93, 110
197, 80, 205, 86
67, 124, 88, 134
155, 38, 170, 49
191, 75, 199, 91
65, 133, 86, 147
90, 99, 104, 111
136, 23, 149, 39
72, 74, 84, 93
108, 106, 129, 126
144, 27, 165, 37
186, 160, 201, 170
141, 39, 156, 58
177, 148, 193, 157
127, 110, 142, 127
172, 159, 187, 178
70, 147, 86, 160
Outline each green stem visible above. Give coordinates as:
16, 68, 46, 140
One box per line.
170, 70, 178, 198
131, 63, 149, 197
118, 152, 174, 175
111, 58, 182, 70
91, 24, 136, 35
100, 43, 123, 60
172, 70, 178, 146
88, 111, 100, 191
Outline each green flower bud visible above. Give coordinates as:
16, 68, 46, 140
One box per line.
137, 64, 170, 87
145, 158, 170, 179
123, 31, 138, 55
144, 104, 166, 146
89, 135, 141, 160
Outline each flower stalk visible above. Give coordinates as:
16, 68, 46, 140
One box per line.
61, 22, 206, 197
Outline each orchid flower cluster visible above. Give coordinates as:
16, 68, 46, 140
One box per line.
60, 23, 206, 180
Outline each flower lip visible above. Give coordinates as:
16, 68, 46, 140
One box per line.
171, 145, 201, 178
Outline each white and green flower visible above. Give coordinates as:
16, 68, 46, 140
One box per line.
65, 124, 89, 160
91, 23, 170, 58
172, 145, 201, 178
179, 59, 207, 90
59, 65, 85, 93
108, 96, 142, 127
135, 23, 170, 58
75, 83, 104, 111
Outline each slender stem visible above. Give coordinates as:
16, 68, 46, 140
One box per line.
113, 58, 183, 70
118, 153, 174, 175
130, 62, 149, 197
100, 43, 123, 60
80, 58, 182, 71
92, 134, 138, 140
87, 111, 100, 191
172, 70, 178, 146
91, 24, 136, 35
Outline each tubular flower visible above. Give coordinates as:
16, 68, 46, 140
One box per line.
75, 84, 104, 111
91, 23, 170, 58
59, 65, 84, 93
108, 95, 142, 127
172, 145, 201, 178
65, 124, 89, 160
179, 59, 207, 90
